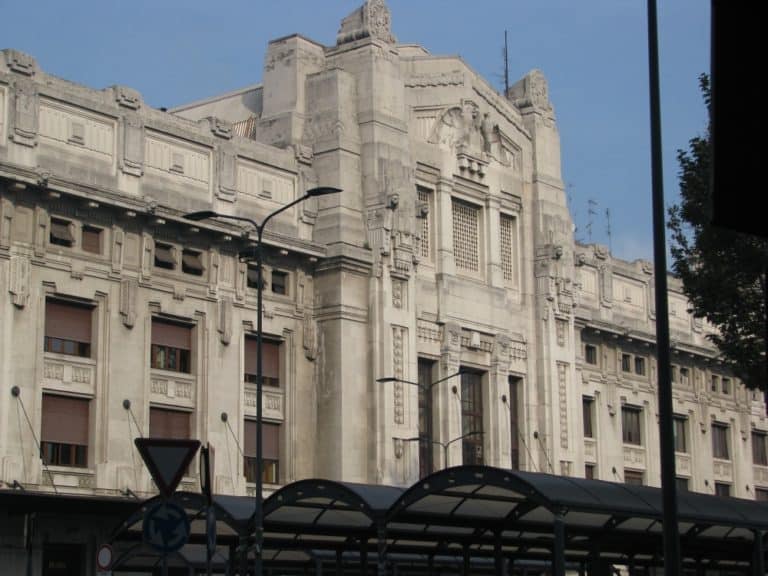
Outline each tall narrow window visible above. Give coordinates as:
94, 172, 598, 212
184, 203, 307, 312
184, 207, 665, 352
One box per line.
417, 187, 432, 261
634, 356, 646, 376
509, 376, 522, 470
244, 337, 280, 387
41, 394, 89, 468
673, 416, 688, 453
417, 359, 435, 478
752, 431, 768, 466
452, 198, 480, 273
621, 406, 642, 446
721, 377, 731, 395
81, 226, 102, 254
271, 271, 288, 295
50, 218, 74, 247
712, 423, 730, 460
583, 397, 595, 438
246, 265, 262, 290
44, 299, 93, 358
621, 353, 632, 373
584, 344, 598, 366
461, 370, 484, 465
585, 464, 595, 480
244, 420, 280, 484
151, 318, 192, 373
500, 213, 516, 283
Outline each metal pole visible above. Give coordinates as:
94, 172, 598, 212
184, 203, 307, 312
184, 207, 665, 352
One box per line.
647, 1, 681, 574
552, 513, 565, 576
254, 225, 265, 576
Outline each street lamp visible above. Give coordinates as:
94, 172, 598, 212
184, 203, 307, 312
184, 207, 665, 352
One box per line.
184, 185, 341, 576
396, 431, 484, 469
376, 370, 463, 474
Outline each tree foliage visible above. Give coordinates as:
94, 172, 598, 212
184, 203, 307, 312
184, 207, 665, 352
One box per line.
668, 74, 767, 391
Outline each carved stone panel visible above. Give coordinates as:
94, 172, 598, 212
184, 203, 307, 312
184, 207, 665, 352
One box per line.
9, 255, 30, 308
392, 325, 408, 425
11, 78, 38, 147
557, 362, 569, 450
122, 113, 144, 176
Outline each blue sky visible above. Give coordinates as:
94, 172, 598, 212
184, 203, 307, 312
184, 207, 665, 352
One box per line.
1, 0, 709, 262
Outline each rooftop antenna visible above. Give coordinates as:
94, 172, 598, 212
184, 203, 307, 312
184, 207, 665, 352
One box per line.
504, 30, 510, 95
587, 199, 598, 243
605, 208, 613, 254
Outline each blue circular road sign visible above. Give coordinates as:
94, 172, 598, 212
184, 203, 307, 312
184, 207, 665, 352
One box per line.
142, 501, 190, 554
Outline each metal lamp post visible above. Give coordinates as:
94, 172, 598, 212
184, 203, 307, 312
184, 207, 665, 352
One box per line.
396, 431, 484, 469
377, 371, 463, 472
185, 185, 340, 576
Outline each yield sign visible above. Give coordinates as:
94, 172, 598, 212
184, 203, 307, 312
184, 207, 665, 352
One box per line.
135, 438, 200, 498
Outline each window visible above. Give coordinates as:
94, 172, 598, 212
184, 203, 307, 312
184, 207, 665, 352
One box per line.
181, 249, 204, 276
582, 397, 594, 438
712, 423, 730, 460
149, 407, 190, 439
417, 187, 432, 260
721, 377, 731, 395
509, 376, 522, 470
244, 337, 280, 387
271, 271, 288, 295
624, 470, 644, 486
50, 218, 74, 247
154, 242, 176, 270
81, 226, 102, 254
634, 356, 646, 376
500, 213, 517, 283
680, 367, 690, 387
752, 431, 768, 466
244, 420, 279, 484
621, 353, 631, 373
41, 394, 89, 468
44, 299, 93, 358
452, 198, 480, 273
585, 464, 595, 480
418, 359, 436, 478
585, 344, 598, 366
151, 318, 192, 373
461, 370, 484, 465
673, 417, 687, 453
756, 488, 768, 501
715, 482, 731, 497
710, 375, 719, 393
676, 477, 689, 492
246, 265, 264, 290
621, 406, 642, 446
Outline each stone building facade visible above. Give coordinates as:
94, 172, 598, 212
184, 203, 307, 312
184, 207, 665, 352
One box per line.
0, 0, 766, 571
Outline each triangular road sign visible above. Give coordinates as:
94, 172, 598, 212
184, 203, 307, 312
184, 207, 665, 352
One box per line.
135, 438, 201, 498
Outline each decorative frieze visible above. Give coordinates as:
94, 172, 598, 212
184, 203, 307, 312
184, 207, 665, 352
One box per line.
43, 357, 95, 393
244, 385, 285, 421
557, 362, 569, 450
713, 459, 733, 481
392, 325, 407, 425
150, 373, 195, 406
622, 446, 646, 468
39, 100, 115, 160
416, 320, 441, 343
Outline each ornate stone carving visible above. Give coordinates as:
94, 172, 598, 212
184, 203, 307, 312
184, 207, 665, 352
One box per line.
122, 113, 144, 176
112, 85, 142, 110
392, 278, 406, 309
509, 69, 552, 112
392, 325, 407, 425
9, 255, 30, 308
217, 145, 237, 200
4, 50, 37, 75
11, 78, 38, 147
416, 320, 441, 343
0, 197, 13, 249
151, 379, 168, 395
207, 117, 233, 140
336, 0, 396, 45
557, 362, 569, 450
120, 278, 137, 328
405, 71, 464, 88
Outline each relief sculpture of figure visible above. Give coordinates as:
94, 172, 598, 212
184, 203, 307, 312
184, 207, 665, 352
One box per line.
480, 112, 493, 154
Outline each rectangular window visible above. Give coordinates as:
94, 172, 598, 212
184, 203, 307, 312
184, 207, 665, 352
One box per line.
585, 464, 595, 480
149, 407, 190, 439
417, 187, 432, 261
715, 482, 731, 498
710, 375, 719, 393
50, 218, 74, 247
81, 226, 102, 254
461, 370, 484, 465
181, 249, 204, 276
721, 377, 731, 395
712, 423, 730, 460
634, 356, 646, 376
752, 431, 768, 466
756, 488, 768, 501
621, 406, 642, 446
41, 394, 89, 468
509, 376, 522, 470
673, 417, 688, 453
44, 299, 93, 358
500, 213, 516, 283
151, 318, 192, 373
585, 344, 598, 366
271, 271, 288, 295
582, 397, 594, 438
680, 367, 690, 387
621, 353, 631, 373
154, 242, 176, 270
676, 477, 689, 492
624, 470, 644, 486
246, 265, 263, 290
452, 198, 480, 273
244, 420, 279, 484
418, 359, 436, 478
244, 337, 280, 387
